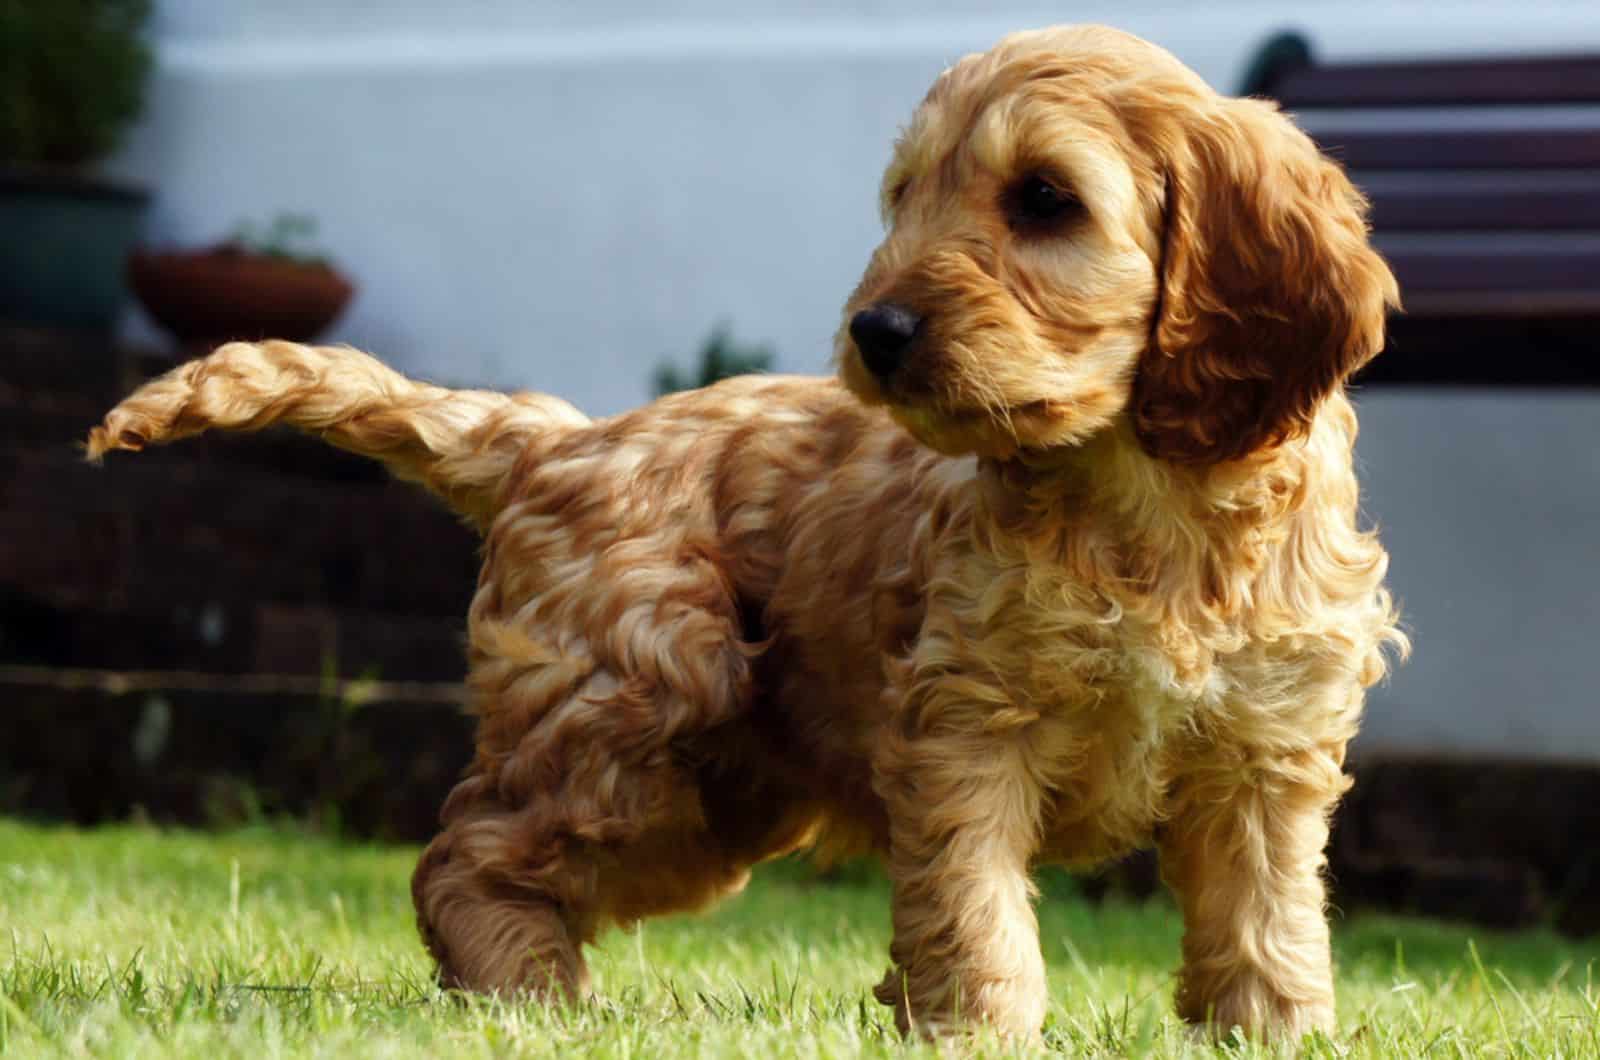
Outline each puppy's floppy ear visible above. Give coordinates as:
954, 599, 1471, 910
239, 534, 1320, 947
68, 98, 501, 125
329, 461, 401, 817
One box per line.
1133, 97, 1398, 463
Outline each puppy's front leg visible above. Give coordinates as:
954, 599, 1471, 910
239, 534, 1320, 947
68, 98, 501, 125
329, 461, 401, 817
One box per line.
1158, 741, 1351, 1041
871, 712, 1047, 1040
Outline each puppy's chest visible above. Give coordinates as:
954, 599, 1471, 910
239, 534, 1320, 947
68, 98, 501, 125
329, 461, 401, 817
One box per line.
1024, 665, 1189, 862
958, 564, 1201, 855
959, 559, 1198, 726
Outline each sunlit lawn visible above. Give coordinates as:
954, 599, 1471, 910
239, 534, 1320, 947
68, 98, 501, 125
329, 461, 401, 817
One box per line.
3, 818, 1599, 1057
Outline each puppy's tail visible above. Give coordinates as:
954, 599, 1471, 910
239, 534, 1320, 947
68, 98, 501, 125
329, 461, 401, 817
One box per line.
86, 340, 588, 529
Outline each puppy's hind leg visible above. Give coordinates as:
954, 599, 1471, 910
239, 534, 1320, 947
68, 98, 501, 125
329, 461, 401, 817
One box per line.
412, 789, 594, 999
411, 688, 804, 999
403, 379, 811, 989
410, 669, 703, 999
413, 531, 776, 999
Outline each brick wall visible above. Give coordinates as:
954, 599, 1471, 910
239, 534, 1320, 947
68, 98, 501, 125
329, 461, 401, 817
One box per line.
1, 328, 478, 837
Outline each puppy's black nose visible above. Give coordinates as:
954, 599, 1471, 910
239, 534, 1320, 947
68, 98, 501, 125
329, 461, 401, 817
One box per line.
849, 303, 922, 378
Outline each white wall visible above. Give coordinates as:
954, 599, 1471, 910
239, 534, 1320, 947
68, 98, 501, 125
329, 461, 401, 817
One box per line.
110, 2, 1600, 760
1354, 392, 1600, 762
116, 0, 1600, 409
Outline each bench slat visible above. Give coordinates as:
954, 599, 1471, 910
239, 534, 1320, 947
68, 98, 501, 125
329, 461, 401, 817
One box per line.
1358, 172, 1600, 230
1360, 314, 1600, 384
1378, 241, 1600, 294
1271, 54, 1600, 107
1396, 290, 1600, 316
1248, 40, 1600, 324
1313, 127, 1600, 169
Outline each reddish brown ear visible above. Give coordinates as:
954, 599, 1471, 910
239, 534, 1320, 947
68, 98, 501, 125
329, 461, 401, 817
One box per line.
1132, 97, 1399, 463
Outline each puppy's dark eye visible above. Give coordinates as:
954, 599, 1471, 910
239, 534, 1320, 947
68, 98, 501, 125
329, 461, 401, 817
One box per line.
1008, 174, 1080, 229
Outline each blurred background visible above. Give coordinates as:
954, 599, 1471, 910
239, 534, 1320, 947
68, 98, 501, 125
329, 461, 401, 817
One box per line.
2, 1, 1597, 931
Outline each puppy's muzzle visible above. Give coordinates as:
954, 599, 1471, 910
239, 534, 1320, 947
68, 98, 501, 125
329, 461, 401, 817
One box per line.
849, 302, 922, 380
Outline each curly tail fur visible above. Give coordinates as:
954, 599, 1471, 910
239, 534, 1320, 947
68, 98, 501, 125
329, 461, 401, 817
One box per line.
86, 341, 588, 529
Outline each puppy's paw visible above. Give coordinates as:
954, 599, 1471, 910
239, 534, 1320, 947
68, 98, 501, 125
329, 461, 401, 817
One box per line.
872, 964, 1045, 1042
1181, 976, 1335, 1044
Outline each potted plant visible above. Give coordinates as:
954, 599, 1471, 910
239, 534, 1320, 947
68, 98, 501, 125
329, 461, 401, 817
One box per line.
0, 0, 154, 332
654, 326, 773, 396
128, 213, 356, 349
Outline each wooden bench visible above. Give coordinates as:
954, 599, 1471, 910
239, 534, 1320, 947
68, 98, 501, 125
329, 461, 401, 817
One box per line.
1243, 36, 1600, 384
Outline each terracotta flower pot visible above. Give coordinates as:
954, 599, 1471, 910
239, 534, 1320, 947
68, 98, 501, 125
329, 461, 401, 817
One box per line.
128, 244, 354, 348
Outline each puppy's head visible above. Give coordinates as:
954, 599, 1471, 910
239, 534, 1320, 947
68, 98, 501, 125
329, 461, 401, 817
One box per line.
836, 25, 1397, 464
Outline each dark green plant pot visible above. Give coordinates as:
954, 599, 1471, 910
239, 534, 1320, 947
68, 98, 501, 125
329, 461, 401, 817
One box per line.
0, 168, 151, 333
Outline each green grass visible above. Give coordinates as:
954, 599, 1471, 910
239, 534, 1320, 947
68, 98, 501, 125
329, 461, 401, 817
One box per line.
3, 818, 1599, 1057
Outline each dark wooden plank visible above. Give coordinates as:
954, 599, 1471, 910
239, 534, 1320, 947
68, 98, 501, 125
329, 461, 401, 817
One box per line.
0, 672, 471, 839
1399, 290, 1600, 316
1361, 315, 1600, 384
0, 590, 467, 682
1358, 172, 1600, 230
1269, 54, 1600, 107
1312, 126, 1600, 169
0, 325, 123, 402
1, 446, 479, 615
1378, 238, 1600, 294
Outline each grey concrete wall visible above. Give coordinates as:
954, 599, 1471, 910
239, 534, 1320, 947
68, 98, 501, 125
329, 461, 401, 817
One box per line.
1355, 392, 1600, 760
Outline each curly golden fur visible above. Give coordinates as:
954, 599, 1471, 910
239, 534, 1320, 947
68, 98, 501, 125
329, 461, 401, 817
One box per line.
88, 25, 1404, 1042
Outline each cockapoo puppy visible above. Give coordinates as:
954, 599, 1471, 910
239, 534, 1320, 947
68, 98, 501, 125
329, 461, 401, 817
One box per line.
90, 24, 1404, 1042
